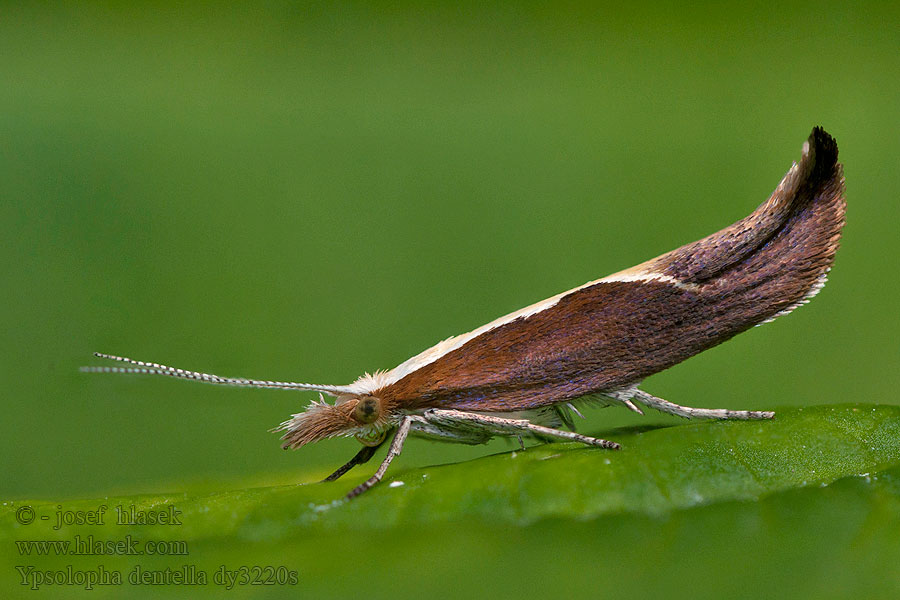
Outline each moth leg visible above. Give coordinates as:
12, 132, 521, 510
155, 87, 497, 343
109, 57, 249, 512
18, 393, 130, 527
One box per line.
322, 440, 385, 482
631, 389, 774, 420
424, 409, 620, 449
346, 416, 412, 499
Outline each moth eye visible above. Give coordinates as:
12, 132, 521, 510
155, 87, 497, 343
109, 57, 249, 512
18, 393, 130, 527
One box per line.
353, 397, 381, 425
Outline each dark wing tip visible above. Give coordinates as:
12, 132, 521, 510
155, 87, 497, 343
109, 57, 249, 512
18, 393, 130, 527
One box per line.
808, 126, 839, 181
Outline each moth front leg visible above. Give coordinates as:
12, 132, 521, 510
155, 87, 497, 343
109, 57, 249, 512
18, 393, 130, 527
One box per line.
346, 417, 413, 499
322, 440, 386, 482
423, 409, 620, 449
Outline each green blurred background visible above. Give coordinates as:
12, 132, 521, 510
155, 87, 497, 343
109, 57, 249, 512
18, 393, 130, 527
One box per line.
2, 0, 899, 596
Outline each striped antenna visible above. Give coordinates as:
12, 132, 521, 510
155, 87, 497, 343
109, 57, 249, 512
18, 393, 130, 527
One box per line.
81, 352, 351, 396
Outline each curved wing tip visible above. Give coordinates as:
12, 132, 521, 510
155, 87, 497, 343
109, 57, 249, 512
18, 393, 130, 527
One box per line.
808, 126, 839, 173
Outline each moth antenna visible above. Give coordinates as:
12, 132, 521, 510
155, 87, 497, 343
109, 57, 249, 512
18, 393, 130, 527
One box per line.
81, 352, 351, 396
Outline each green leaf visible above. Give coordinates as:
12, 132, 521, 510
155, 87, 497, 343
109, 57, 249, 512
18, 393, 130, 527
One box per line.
4, 404, 899, 538
4, 404, 900, 598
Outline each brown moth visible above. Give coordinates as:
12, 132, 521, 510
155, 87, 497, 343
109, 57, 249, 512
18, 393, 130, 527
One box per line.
84, 127, 846, 498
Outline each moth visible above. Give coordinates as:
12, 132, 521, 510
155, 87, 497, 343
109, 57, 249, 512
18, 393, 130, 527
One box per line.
84, 127, 846, 498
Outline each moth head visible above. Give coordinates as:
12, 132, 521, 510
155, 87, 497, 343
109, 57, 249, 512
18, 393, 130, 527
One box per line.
275, 393, 390, 449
